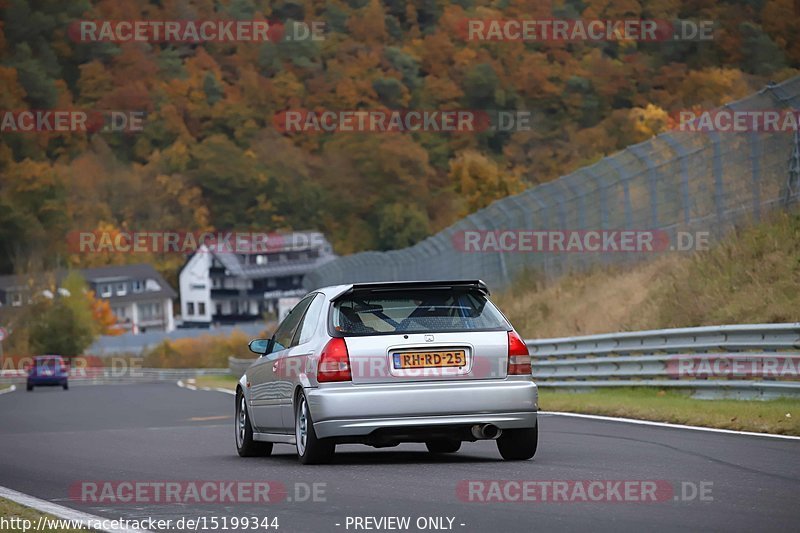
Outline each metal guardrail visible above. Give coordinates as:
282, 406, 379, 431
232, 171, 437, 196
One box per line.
3, 325, 799, 399
527, 323, 800, 399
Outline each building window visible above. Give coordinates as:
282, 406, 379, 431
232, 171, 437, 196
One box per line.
256, 255, 267, 265
138, 302, 162, 320
292, 276, 301, 285
100, 284, 112, 297
267, 278, 276, 288
216, 304, 222, 316
187, 302, 194, 316
132, 280, 143, 293
199, 302, 206, 315
11, 293, 22, 307
116, 283, 127, 296
212, 277, 221, 288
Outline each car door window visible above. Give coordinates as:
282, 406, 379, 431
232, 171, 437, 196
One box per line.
271, 295, 315, 353
292, 293, 325, 346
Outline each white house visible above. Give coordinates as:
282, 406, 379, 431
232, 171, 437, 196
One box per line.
178, 231, 335, 327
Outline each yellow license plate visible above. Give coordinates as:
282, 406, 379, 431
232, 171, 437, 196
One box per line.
393, 350, 467, 369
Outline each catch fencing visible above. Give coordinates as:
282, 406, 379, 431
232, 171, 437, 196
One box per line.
306, 76, 800, 290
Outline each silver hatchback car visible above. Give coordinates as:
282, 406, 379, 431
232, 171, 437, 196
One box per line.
235, 280, 538, 464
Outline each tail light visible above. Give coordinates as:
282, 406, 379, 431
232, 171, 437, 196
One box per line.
318, 337, 352, 383
507, 331, 532, 375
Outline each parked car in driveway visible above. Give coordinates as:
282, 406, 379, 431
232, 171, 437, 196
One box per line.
27, 355, 69, 391
235, 280, 538, 464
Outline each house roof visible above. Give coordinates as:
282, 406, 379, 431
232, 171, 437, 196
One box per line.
82, 264, 177, 301
0, 264, 177, 300
181, 231, 336, 281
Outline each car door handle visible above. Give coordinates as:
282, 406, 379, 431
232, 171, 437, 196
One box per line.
272, 362, 279, 372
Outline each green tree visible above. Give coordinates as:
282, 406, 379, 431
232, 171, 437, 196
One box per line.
377, 202, 430, 250
28, 272, 97, 357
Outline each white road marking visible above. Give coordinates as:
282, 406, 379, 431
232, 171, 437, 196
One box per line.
0, 385, 17, 395
176, 380, 235, 395
540, 411, 800, 441
0, 484, 152, 533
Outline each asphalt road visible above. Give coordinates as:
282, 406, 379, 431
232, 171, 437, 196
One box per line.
0, 384, 798, 532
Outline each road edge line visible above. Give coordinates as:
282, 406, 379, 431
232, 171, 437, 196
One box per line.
539, 411, 800, 440
176, 379, 234, 395
0, 484, 152, 533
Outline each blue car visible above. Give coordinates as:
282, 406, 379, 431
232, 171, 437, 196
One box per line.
27, 355, 69, 391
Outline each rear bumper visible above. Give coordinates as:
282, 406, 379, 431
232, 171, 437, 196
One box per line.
306, 378, 537, 439
28, 376, 67, 385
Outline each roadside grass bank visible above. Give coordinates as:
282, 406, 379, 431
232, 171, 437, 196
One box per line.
539, 387, 800, 436
193, 374, 238, 391
0, 497, 86, 533
144, 330, 265, 368
496, 211, 800, 338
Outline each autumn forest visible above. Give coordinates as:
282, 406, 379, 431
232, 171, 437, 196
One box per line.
1, 0, 798, 283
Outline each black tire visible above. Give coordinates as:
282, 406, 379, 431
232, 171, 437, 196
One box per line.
497, 425, 538, 461
295, 392, 334, 464
26, 384, 33, 392
63, 382, 68, 390
425, 440, 462, 453
235, 390, 273, 457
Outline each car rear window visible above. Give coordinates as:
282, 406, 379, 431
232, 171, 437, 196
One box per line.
36, 358, 57, 370
332, 289, 509, 335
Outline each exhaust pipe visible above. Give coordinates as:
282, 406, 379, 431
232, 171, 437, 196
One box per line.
471, 424, 502, 440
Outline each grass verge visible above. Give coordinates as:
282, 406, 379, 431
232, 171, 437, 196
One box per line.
539, 387, 799, 436
193, 375, 238, 391
0, 497, 87, 532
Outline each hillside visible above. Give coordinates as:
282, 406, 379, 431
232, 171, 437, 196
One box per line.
495, 210, 800, 338
1, 0, 799, 279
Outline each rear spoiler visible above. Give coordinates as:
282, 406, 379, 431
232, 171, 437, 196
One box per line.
332, 280, 490, 301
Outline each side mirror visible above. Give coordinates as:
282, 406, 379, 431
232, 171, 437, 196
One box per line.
248, 338, 271, 356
